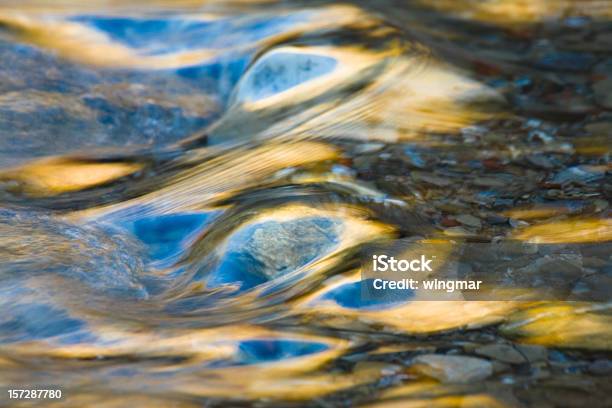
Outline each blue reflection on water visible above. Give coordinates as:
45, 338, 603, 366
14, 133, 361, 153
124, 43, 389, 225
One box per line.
0, 303, 85, 344
235, 339, 329, 364
129, 212, 213, 262
322, 279, 414, 310
176, 53, 250, 102
73, 13, 313, 53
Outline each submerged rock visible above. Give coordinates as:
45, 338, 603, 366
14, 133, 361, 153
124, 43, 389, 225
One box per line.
412, 354, 493, 383
0, 209, 146, 297
550, 165, 606, 185
233, 48, 337, 104
240, 217, 341, 279
593, 78, 612, 109
203, 217, 340, 291
474, 344, 526, 364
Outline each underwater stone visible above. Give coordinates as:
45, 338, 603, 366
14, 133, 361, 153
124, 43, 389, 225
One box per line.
474, 344, 526, 364
233, 48, 337, 103
206, 216, 341, 290
551, 165, 606, 185
412, 354, 493, 383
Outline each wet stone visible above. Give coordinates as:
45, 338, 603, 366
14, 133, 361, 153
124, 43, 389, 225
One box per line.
486, 214, 509, 225
570, 274, 612, 301
440, 216, 460, 227
354, 143, 384, 154
443, 226, 473, 237
593, 78, 612, 109
526, 154, 555, 169
585, 121, 612, 135
587, 359, 612, 376
515, 344, 548, 363
234, 49, 337, 103
533, 51, 597, 72
551, 165, 606, 185
474, 344, 526, 364
455, 214, 482, 229
472, 176, 509, 188
412, 172, 452, 187
528, 129, 555, 144
411, 354, 493, 383
0, 209, 147, 297
206, 216, 342, 290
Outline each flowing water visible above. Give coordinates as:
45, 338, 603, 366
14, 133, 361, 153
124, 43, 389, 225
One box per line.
0, 1, 611, 407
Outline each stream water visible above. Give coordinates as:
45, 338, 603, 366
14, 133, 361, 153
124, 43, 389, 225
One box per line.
0, 1, 610, 407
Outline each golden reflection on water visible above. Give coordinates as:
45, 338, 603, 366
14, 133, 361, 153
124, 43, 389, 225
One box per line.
0, 158, 142, 196
511, 218, 612, 244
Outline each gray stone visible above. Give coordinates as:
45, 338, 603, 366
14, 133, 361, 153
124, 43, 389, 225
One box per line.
475, 344, 526, 364
527, 155, 554, 169
472, 177, 508, 188
588, 359, 612, 376
243, 217, 340, 278
443, 226, 473, 237
551, 165, 606, 185
456, 214, 482, 229
412, 354, 493, 383
515, 344, 548, 363
593, 78, 612, 109
412, 172, 452, 187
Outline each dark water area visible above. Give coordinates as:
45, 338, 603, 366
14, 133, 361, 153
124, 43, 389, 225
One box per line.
0, 1, 610, 407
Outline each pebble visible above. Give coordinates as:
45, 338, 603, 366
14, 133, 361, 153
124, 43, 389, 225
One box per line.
440, 216, 460, 227
537, 259, 584, 281
564, 16, 590, 28
491, 360, 511, 374
486, 214, 508, 225
354, 143, 384, 154
594, 199, 609, 212
545, 189, 563, 198
509, 218, 529, 228
526, 154, 554, 169
443, 226, 472, 237
585, 121, 612, 135
526, 119, 543, 128
582, 257, 608, 268
551, 165, 606, 185
472, 176, 508, 188
482, 158, 503, 170
534, 51, 597, 72
587, 359, 612, 376
402, 145, 426, 169
475, 344, 526, 364
353, 361, 402, 377
456, 214, 482, 229
412, 354, 493, 383
412, 172, 452, 187
528, 129, 554, 144
593, 78, 612, 109
515, 344, 548, 363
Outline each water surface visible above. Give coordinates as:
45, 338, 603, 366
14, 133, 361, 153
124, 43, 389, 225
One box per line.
0, 1, 610, 406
